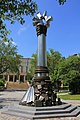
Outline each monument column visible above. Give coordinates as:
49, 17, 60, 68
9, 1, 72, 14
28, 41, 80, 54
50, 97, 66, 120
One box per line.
20, 11, 54, 107
33, 24, 50, 82
37, 25, 47, 67
32, 12, 53, 107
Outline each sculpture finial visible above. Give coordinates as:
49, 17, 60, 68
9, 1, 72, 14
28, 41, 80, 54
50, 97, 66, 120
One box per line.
33, 11, 53, 28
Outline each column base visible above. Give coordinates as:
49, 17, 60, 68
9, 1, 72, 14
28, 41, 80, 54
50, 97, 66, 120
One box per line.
19, 66, 61, 107
32, 66, 53, 107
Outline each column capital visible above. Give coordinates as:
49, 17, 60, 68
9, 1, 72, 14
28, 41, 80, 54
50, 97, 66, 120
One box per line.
36, 25, 47, 36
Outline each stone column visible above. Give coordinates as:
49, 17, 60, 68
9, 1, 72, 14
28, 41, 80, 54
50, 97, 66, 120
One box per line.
24, 75, 26, 82
13, 75, 15, 82
7, 75, 9, 82
18, 75, 20, 83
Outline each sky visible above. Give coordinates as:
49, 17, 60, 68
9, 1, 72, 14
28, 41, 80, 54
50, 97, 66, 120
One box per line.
6, 0, 80, 58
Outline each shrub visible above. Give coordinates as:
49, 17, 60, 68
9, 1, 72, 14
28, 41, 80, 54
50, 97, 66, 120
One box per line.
0, 79, 5, 87
69, 77, 80, 94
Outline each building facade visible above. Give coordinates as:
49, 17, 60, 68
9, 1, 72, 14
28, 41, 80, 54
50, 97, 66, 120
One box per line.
0, 58, 31, 82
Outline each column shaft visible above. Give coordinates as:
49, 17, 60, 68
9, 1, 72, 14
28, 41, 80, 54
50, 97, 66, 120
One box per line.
7, 75, 9, 82
37, 34, 47, 67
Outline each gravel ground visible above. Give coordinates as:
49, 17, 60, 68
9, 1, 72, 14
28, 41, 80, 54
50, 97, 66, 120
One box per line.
0, 91, 80, 120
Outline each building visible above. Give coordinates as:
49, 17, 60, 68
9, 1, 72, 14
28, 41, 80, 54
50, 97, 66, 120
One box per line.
0, 58, 31, 82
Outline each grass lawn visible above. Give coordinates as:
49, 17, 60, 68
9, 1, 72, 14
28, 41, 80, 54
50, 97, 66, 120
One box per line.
58, 93, 80, 100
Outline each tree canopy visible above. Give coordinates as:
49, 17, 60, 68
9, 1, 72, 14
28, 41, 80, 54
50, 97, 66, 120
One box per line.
28, 50, 80, 94
0, 0, 66, 40
47, 49, 65, 81
0, 0, 66, 27
28, 49, 64, 81
0, 0, 37, 25
0, 38, 21, 74
57, 54, 80, 94
57, 55, 80, 84
0, 0, 37, 39
0, 0, 37, 74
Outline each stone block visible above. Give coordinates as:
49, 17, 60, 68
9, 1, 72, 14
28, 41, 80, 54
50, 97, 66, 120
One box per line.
39, 95, 45, 101
46, 100, 52, 106
37, 84, 42, 90
35, 100, 43, 107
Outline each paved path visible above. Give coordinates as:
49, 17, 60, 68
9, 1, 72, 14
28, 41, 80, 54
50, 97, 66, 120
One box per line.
0, 91, 80, 120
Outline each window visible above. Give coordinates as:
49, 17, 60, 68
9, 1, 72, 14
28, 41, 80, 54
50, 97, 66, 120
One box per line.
21, 66, 23, 73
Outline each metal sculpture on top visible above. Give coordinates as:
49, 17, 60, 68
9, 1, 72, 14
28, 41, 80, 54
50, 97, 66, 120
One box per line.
33, 11, 53, 27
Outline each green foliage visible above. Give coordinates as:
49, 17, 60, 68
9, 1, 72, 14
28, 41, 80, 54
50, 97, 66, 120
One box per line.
57, 55, 80, 94
26, 72, 32, 83
29, 49, 64, 86
0, 0, 37, 25
58, 93, 80, 100
0, 0, 38, 74
0, 0, 67, 40
56, 0, 66, 5
0, 39, 21, 74
0, 0, 67, 41
47, 49, 65, 82
0, 0, 37, 47
58, 55, 80, 83
0, 79, 5, 87
29, 50, 80, 94
69, 76, 80, 94
29, 54, 37, 78
47, 49, 65, 91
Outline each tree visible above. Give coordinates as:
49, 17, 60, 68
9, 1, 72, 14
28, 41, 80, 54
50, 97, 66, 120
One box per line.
0, 0, 37, 74
57, 55, 80, 94
0, 38, 21, 74
0, 0, 66, 26
47, 49, 65, 91
0, 0, 66, 41
0, 0, 66, 27
47, 49, 64, 80
0, 0, 37, 25
0, 0, 37, 39
28, 49, 64, 85
27, 54, 37, 80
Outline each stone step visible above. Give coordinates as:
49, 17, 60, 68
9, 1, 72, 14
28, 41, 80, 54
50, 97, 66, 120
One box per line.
34, 103, 71, 111
34, 106, 77, 115
8, 105, 77, 115
8, 103, 71, 111
6, 82, 29, 90
2, 107, 80, 119
2, 111, 33, 119
2, 104, 80, 119
33, 107, 80, 119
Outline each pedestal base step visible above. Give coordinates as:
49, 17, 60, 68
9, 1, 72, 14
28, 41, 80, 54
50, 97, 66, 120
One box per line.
2, 103, 80, 119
